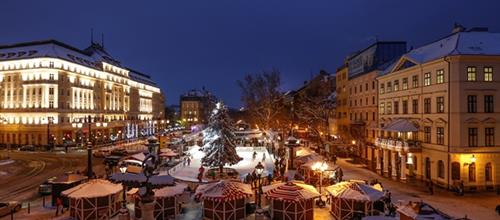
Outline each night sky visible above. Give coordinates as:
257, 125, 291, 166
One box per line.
2, 0, 500, 107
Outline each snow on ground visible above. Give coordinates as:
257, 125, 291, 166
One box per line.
168, 145, 275, 182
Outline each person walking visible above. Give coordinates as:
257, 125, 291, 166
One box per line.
428, 180, 434, 195
55, 197, 63, 216
187, 157, 191, 166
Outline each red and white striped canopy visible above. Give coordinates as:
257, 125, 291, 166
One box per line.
196, 180, 253, 202
264, 181, 320, 202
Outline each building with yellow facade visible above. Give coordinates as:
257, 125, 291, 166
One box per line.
376, 27, 500, 191
0, 40, 165, 148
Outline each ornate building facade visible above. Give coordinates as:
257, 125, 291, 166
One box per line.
376, 28, 500, 190
0, 40, 165, 147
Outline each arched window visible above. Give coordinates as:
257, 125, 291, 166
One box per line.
469, 162, 476, 182
485, 163, 493, 182
451, 162, 461, 180
437, 160, 445, 178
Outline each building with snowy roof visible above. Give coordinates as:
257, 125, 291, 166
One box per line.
0, 39, 165, 147
376, 26, 500, 191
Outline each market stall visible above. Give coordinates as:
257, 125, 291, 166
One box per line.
262, 181, 320, 220
62, 179, 122, 220
195, 180, 253, 220
326, 180, 384, 220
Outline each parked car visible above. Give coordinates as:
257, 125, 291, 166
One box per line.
93, 149, 110, 158
0, 202, 21, 217
18, 145, 35, 151
110, 149, 128, 157
38, 181, 52, 195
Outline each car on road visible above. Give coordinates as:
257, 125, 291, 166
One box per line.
38, 181, 52, 195
0, 202, 21, 217
110, 149, 128, 156
93, 149, 110, 158
18, 145, 35, 151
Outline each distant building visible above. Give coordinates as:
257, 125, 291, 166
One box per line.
376, 27, 500, 190
0, 40, 165, 147
165, 104, 180, 125
179, 89, 216, 126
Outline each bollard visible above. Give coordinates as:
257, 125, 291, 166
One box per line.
10, 209, 13, 220
28, 202, 30, 214
42, 196, 45, 207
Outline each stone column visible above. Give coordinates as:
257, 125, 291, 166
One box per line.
391, 151, 397, 178
376, 149, 381, 171
401, 154, 407, 180
383, 149, 389, 174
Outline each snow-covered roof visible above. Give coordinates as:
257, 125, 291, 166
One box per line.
385, 30, 500, 74
0, 40, 158, 87
382, 119, 419, 132
397, 201, 453, 220
109, 173, 175, 187
195, 180, 253, 201
62, 179, 122, 198
153, 182, 188, 198
263, 181, 320, 202
325, 180, 384, 201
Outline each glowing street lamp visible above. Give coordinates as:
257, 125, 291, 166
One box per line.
312, 161, 328, 206
255, 162, 265, 208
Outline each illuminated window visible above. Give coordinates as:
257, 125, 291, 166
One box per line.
436, 69, 444, 84
380, 84, 385, 94
484, 67, 493, 82
467, 66, 476, 81
424, 73, 431, 86
393, 80, 399, 91
436, 96, 444, 113
402, 78, 408, 90
437, 127, 444, 145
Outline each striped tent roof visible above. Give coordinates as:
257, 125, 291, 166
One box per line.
325, 180, 384, 201
263, 181, 320, 202
195, 180, 253, 201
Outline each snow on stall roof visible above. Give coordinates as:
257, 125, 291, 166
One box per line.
109, 172, 175, 187
397, 201, 453, 220
62, 179, 122, 198
195, 180, 252, 200
262, 181, 320, 201
325, 180, 384, 201
153, 182, 188, 198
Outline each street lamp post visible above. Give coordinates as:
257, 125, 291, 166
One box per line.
254, 162, 264, 208
312, 161, 328, 206
119, 163, 129, 219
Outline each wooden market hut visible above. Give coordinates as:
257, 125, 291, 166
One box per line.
300, 160, 340, 186
195, 180, 253, 220
62, 179, 123, 220
49, 173, 87, 207
397, 201, 453, 220
326, 180, 384, 220
134, 182, 188, 220
262, 181, 320, 220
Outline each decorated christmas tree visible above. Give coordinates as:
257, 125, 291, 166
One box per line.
201, 102, 242, 175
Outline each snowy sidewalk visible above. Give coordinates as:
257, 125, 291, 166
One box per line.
337, 158, 499, 220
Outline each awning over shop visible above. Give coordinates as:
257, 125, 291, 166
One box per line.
381, 119, 418, 132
